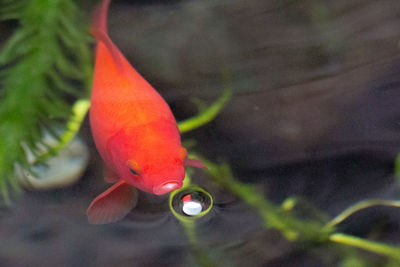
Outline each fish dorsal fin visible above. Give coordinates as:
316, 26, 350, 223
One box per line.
91, 0, 124, 73
87, 180, 138, 224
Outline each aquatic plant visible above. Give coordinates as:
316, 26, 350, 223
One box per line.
168, 77, 400, 263
174, 155, 400, 265
0, 0, 92, 202
150, 69, 400, 265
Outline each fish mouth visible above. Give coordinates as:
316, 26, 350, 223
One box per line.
153, 181, 181, 195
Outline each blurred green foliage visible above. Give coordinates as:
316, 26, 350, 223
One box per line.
166, 64, 400, 265
0, 0, 92, 202
200, 160, 400, 265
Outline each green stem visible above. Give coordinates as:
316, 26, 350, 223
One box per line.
181, 220, 197, 245
55, 99, 90, 151
329, 233, 400, 260
36, 99, 90, 162
394, 154, 400, 186
178, 217, 216, 267
198, 158, 400, 261
178, 86, 232, 134
202, 160, 329, 241
325, 199, 400, 229
169, 174, 216, 267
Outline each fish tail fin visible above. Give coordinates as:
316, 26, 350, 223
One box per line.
91, 0, 110, 35
91, 0, 124, 72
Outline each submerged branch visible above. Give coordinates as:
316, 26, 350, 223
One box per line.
325, 199, 400, 229
330, 233, 400, 261
178, 75, 232, 134
193, 157, 400, 261
36, 99, 90, 163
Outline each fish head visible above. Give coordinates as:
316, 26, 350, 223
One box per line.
107, 128, 187, 195
123, 147, 187, 195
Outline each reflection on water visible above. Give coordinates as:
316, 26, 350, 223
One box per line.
171, 186, 213, 217
1, 0, 400, 266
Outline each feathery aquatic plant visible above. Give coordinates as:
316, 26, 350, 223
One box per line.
0, 0, 92, 202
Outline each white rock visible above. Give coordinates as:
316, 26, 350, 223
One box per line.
15, 133, 89, 190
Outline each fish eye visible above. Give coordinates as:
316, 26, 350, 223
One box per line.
129, 168, 139, 176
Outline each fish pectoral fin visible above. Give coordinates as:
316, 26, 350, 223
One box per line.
185, 158, 209, 169
87, 181, 138, 224
103, 166, 120, 183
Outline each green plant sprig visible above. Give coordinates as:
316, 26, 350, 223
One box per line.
0, 0, 92, 202
330, 233, 400, 261
325, 199, 400, 229
178, 84, 232, 134
196, 158, 400, 262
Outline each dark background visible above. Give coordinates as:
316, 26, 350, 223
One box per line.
1, 0, 400, 266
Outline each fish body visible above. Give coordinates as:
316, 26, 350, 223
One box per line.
87, 0, 205, 224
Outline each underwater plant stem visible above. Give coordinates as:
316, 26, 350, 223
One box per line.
226, 177, 298, 240
325, 199, 400, 229
394, 154, 400, 187
182, 219, 218, 267
176, 216, 217, 267
182, 220, 197, 245
178, 85, 232, 134
169, 175, 217, 267
36, 99, 90, 162
200, 160, 328, 241
184, 156, 400, 261
329, 233, 400, 260
185, 223, 217, 267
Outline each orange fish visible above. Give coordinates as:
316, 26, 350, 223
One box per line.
88, 0, 206, 224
